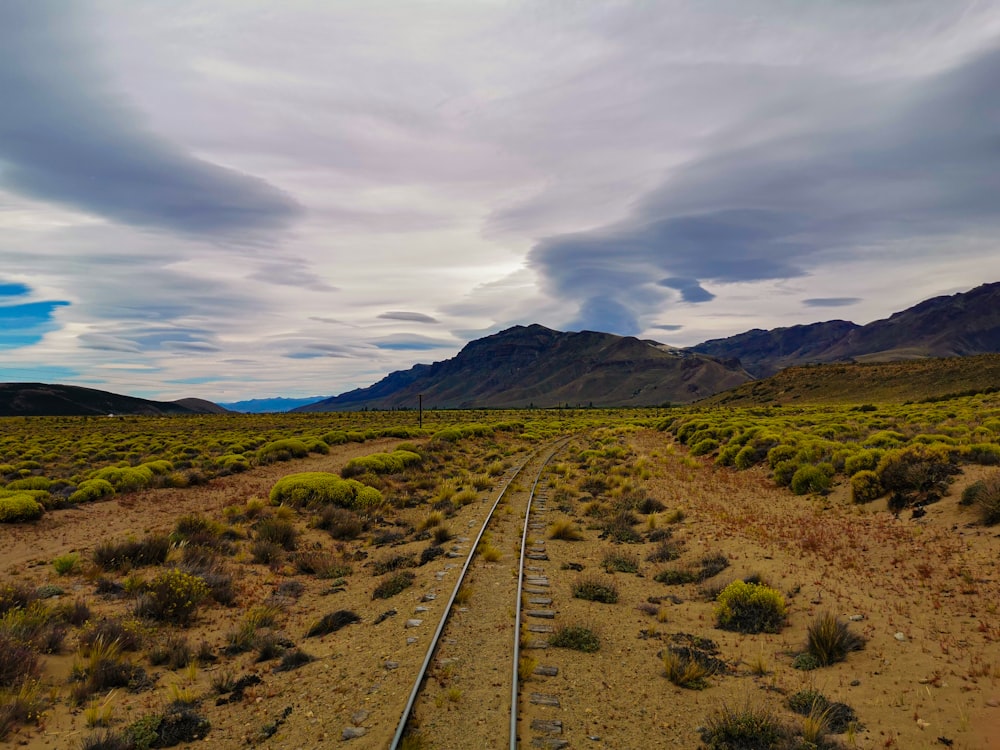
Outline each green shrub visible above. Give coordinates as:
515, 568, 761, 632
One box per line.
4, 476, 51, 491
601, 550, 639, 573
715, 581, 787, 634
269, 472, 383, 510
850, 470, 882, 503
804, 612, 865, 667
549, 625, 600, 652
254, 518, 298, 551
0, 493, 44, 522
68, 478, 115, 504
766, 444, 798, 469
140, 460, 173, 476
321, 430, 348, 445
714, 443, 741, 467
53, 553, 80, 576
91, 466, 154, 493
256, 439, 309, 465
771, 459, 801, 487
789, 465, 831, 495
864, 430, 906, 448
964, 442, 1000, 465
216, 454, 250, 474
305, 610, 360, 637
787, 690, 859, 734
844, 449, 883, 476
341, 450, 422, 478
663, 649, 711, 690
970, 475, 1000, 525
690, 438, 719, 457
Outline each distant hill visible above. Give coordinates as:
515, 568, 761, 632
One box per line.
219, 396, 329, 413
295, 324, 751, 411
700, 354, 1000, 407
688, 282, 1000, 377
0, 383, 226, 417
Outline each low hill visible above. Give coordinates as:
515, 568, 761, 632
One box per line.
295, 324, 751, 411
219, 396, 329, 413
700, 354, 1000, 406
688, 282, 1000, 376
0, 383, 226, 417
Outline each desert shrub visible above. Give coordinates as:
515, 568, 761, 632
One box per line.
877, 444, 959, 508
250, 540, 283, 565
0, 493, 44, 523
91, 466, 154, 493
93, 535, 170, 571
148, 635, 193, 669
844, 449, 883, 476
256, 438, 309, 465
0, 583, 36, 616
572, 577, 618, 603
655, 553, 729, 585
295, 551, 351, 579
864, 430, 906, 448
602, 550, 639, 573
964, 442, 1000, 465
419, 545, 445, 566
549, 625, 600, 653
766, 444, 798, 468
341, 450, 422, 478
133, 569, 209, 625
787, 690, 858, 734
269, 472, 383, 510
275, 648, 314, 672
789, 465, 831, 495
371, 554, 416, 575
453, 488, 478, 506
80, 617, 144, 653
601, 511, 641, 543
216, 454, 250, 474
960, 480, 985, 505
850, 470, 882, 504
804, 612, 866, 667
53, 553, 81, 576
715, 581, 787, 634
4, 476, 51, 491
254, 517, 298, 551
700, 701, 789, 750
548, 519, 584, 541
0, 633, 38, 687
314, 506, 365, 540
432, 525, 452, 544
70, 638, 150, 703
306, 610, 360, 637
141, 460, 173, 476
970, 474, 1000, 525
372, 571, 414, 599
663, 649, 711, 690
715, 443, 742, 467
68, 478, 115, 504
321, 430, 348, 445
646, 535, 684, 562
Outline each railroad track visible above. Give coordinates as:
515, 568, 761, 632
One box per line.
389, 438, 571, 749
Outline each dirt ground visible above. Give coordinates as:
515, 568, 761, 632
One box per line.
1, 430, 999, 749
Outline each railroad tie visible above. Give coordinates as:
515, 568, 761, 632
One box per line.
527, 624, 554, 633
531, 719, 562, 735
528, 597, 552, 606
525, 609, 555, 619
531, 740, 568, 749
533, 665, 558, 676
529, 693, 561, 707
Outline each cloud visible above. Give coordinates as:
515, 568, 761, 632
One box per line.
529, 43, 1000, 334
378, 311, 439, 324
374, 334, 456, 351
653, 324, 683, 331
658, 277, 716, 303
0, 3, 300, 238
248, 261, 338, 292
803, 297, 861, 308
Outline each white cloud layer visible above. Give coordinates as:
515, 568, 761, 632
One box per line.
1, 1, 999, 400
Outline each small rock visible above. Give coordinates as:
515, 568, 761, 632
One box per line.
850, 679, 861, 687
414, 606, 428, 613
848, 614, 864, 622
383, 661, 399, 670
421, 593, 436, 602
350, 710, 369, 725
342, 726, 367, 740
406, 637, 417, 645
405, 619, 423, 628
895, 632, 907, 642
986, 698, 1000, 708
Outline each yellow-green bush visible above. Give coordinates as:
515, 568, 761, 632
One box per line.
341, 450, 422, 478
68, 478, 115, 504
269, 472, 383, 510
789, 465, 832, 495
141, 460, 173, 476
850, 470, 882, 503
91, 465, 154, 493
715, 581, 787, 634
135, 569, 209, 625
0, 493, 44, 523
4, 476, 51, 491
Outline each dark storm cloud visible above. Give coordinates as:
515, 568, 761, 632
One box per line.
378, 311, 439, 324
529, 44, 1000, 334
658, 277, 715, 303
0, 3, 300, 237
803, 297, 861, 308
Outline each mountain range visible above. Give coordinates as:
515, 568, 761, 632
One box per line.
3, 281, 998, 415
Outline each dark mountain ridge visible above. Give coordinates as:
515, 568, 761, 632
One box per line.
0, 383, 226, 417
296, 324, 751, 411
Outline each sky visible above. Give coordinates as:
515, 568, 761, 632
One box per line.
2, 1, 1000, 402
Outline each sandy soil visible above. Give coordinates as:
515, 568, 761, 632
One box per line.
1, 430, 999, 749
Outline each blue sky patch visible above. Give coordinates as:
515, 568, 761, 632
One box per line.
0, 282, 30, 298
0, 300, 71, 349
